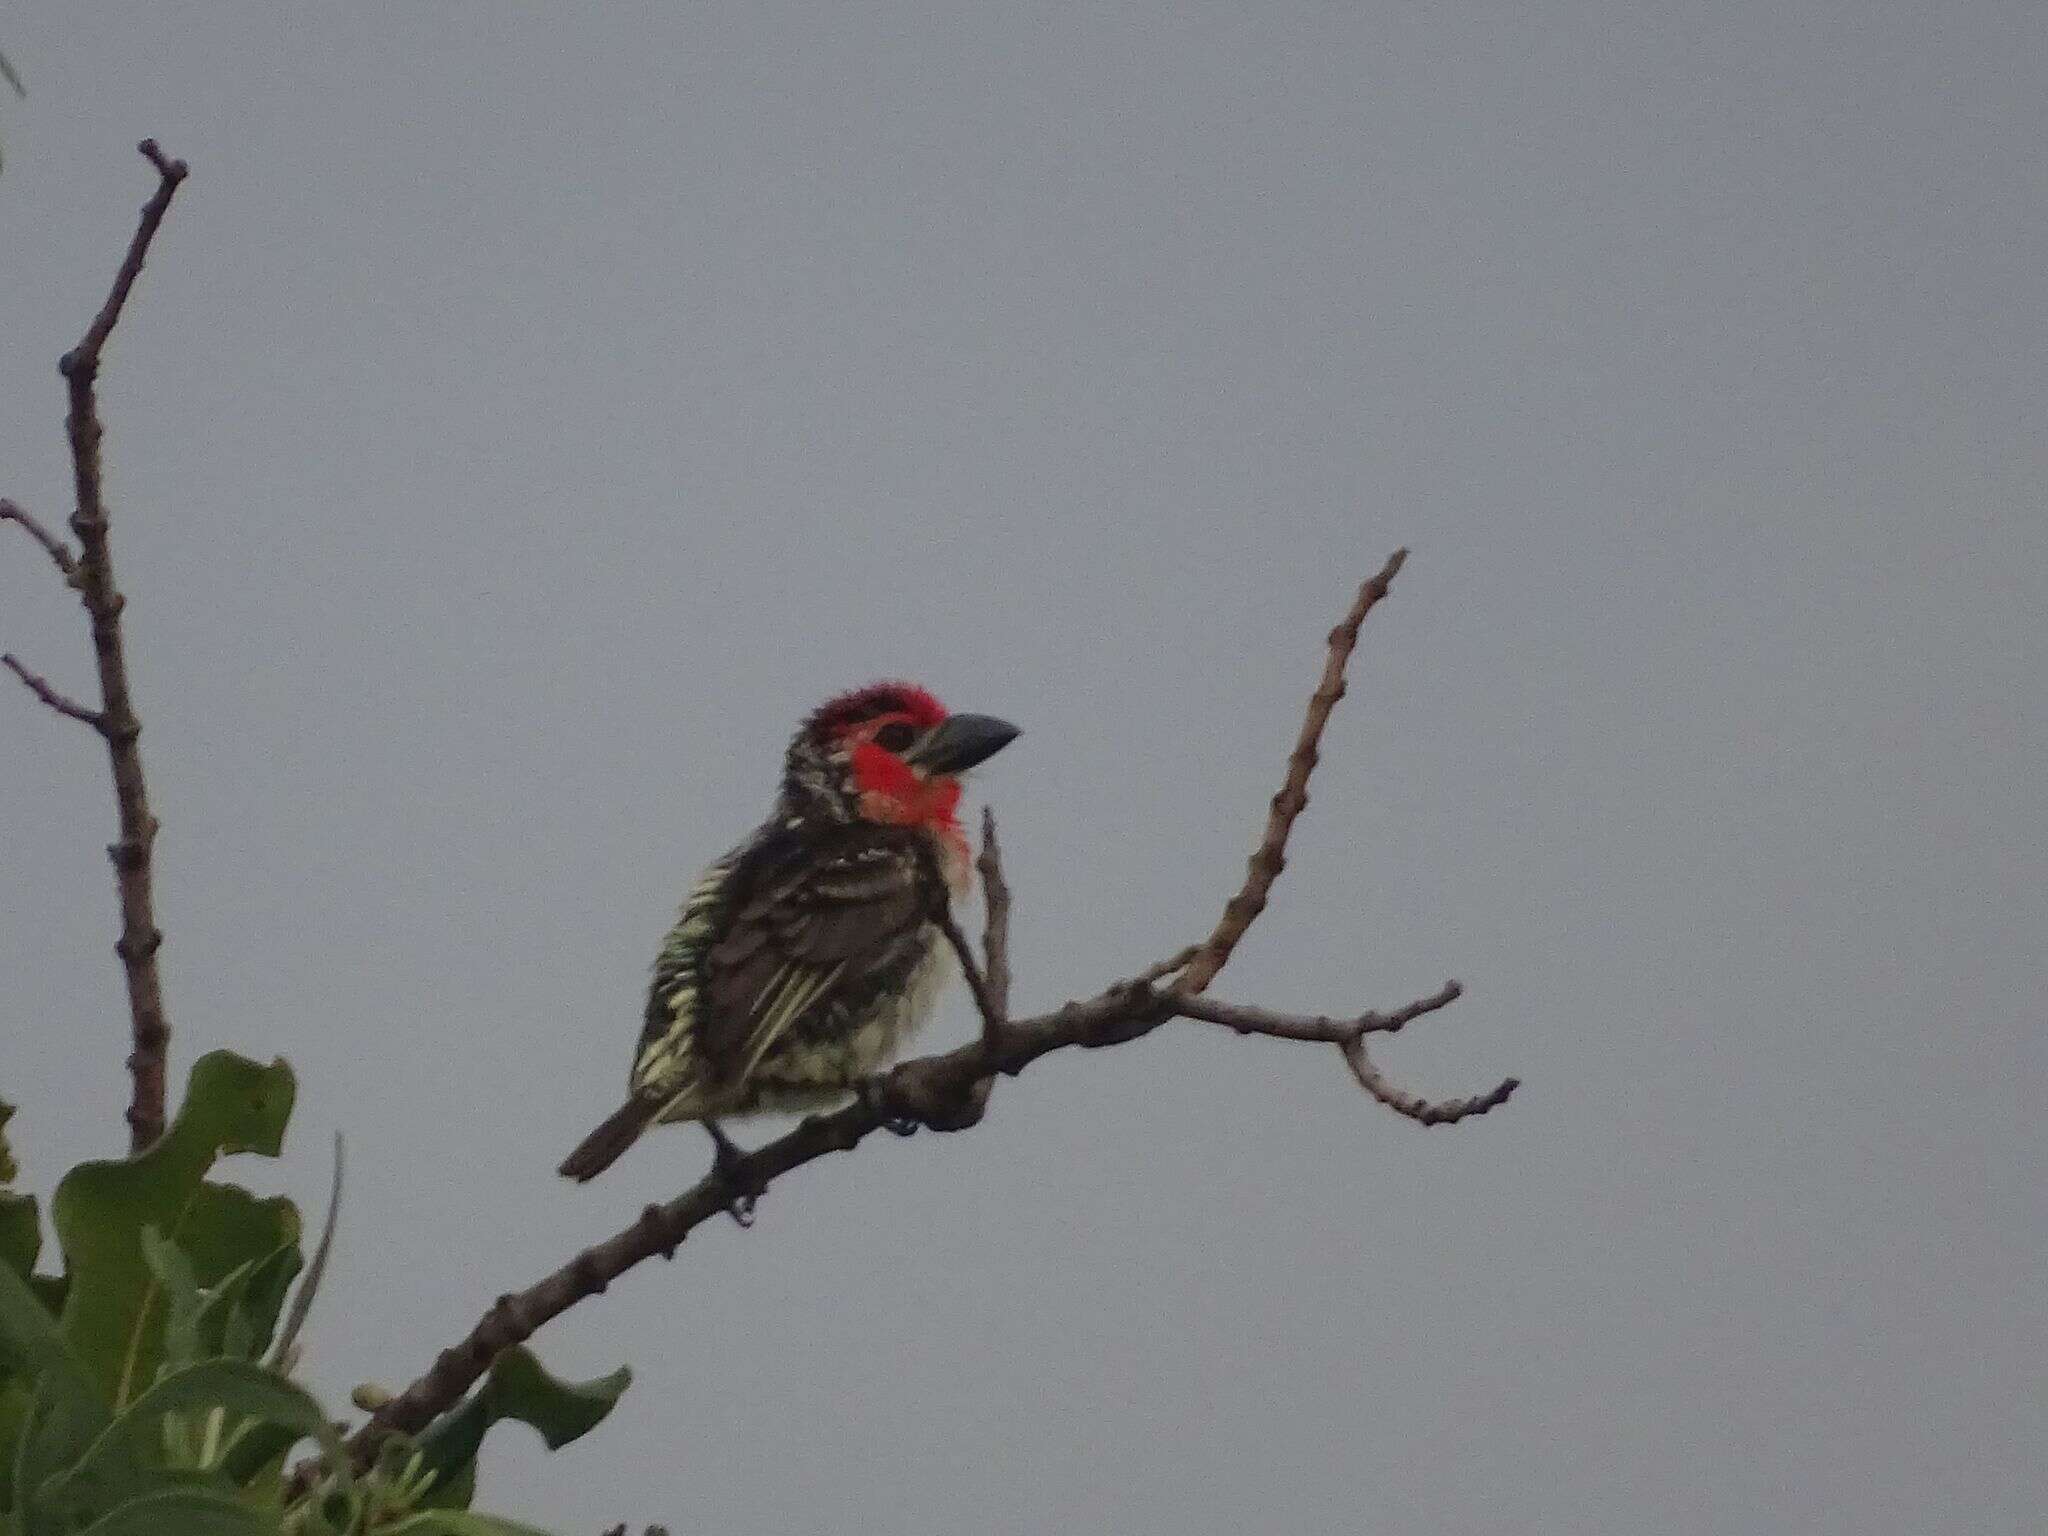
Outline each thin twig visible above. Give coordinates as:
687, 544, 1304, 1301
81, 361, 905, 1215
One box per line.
1173, 980, 1463, 1044
976, 806, 1011, 1032
1174, 548, 1408, 997
933, 906, 1001, 1039
0, 499, 80, 578
65, 140, 189, 373
3, 655, 103, 727
52, 140, 188, 1153
1340, 1036, 1519, 1126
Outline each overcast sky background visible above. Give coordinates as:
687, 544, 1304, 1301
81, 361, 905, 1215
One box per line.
2, 4, 2042, 1533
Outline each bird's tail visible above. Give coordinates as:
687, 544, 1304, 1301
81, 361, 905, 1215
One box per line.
558, 1095, 661, 1182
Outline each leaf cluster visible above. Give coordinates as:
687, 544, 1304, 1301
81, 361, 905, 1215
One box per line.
0, 1056, 627, 1536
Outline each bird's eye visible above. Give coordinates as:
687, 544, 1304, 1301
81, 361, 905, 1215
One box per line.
873, 722, 918, 753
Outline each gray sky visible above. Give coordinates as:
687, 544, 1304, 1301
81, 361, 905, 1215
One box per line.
3, 4, 2042, 1532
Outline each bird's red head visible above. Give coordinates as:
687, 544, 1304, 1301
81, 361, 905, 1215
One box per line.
791, 682, 1020, 839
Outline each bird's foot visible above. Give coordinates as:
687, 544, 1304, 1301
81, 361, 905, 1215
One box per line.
855, 1076, 920, 1137
702, 1121, 760, 1227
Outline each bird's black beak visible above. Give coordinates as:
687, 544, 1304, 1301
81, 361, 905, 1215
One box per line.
908, 713, 1021, 775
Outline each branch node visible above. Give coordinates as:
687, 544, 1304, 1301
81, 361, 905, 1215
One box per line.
112, 928, 163, 962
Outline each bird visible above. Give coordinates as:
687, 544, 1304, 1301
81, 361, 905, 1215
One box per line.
558, 681, 1020, 1189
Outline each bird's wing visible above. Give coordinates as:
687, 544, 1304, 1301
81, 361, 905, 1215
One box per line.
698, 835, 935, 1083
631, 852, 742, 1098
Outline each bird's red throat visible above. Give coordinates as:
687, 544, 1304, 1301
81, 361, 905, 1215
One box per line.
848, 742, 970, 868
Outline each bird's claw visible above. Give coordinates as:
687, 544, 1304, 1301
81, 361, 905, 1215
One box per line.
855, 1076, 921, 1137
704, 1122, 761, 1227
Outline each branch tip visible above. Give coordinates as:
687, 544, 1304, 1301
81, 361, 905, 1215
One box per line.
975, 807, 1012, 1035
1175, 546, 1409, 997
1340, 1037, 1519, 1126
137, 139, 189, 182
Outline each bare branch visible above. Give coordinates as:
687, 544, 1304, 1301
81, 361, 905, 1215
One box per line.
1175, 547, 1408, 997
3, 654, 103, 727
1341, 1035, 1519, 1126
1173, 979, 1463, 1044
318, 963, 1497, 1478
62, 140, 189, 381
291, 552, 1517, 1486
976, 807, 1011, 1032
0, 499, 80, 578
67, 142, 186, 1151
9, 140, 189, 1152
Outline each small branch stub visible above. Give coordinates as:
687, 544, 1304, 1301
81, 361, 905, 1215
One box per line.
3, 655, 103, 728
0, 500, 80, 579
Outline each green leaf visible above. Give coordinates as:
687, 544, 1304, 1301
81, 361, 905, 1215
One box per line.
190, 1258, 258, 1363
472, 1348, 629, 1452
0, 1262, 105, 1522
23, 1279, 62, 1318
0, 1199, 37, 1295
50, 1053, 298, 1406
41, 1359, 343, 1521
136, 1231, 201, 1376
268, 1134, 342, 1373
213, 1244, 300, 1363
214, 1420, 299, 1490
12, 1378, 110, 1536
0, 1263, 100, 1429
383, 1512, 559, 1536
413, 1347, 628, 1508
0, 1379, 31, 1512
0, 1101, 30, 1286
75, 1487, 282, 1536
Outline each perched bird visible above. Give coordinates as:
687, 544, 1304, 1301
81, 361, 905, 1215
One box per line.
559, 682, 1020, 1185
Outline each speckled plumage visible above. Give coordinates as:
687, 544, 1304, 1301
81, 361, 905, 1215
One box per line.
559, 683, 1008, 1183
630, 817, 962, 1121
